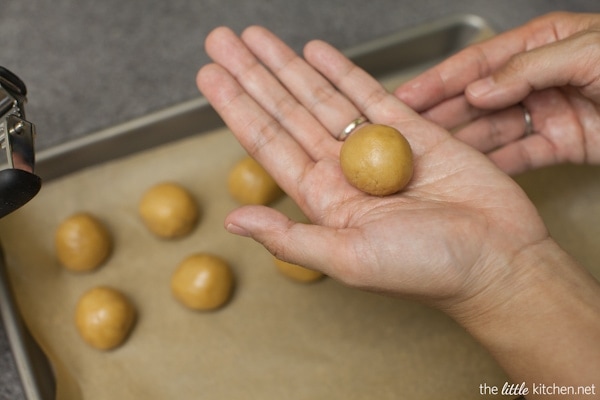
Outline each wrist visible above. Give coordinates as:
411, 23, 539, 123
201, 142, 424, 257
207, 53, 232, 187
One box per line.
446, 238, 600, 391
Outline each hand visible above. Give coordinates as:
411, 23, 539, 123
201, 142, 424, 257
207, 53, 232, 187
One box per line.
196, 26, 547, 312
395, 12, 600, 175
196, 26, 600, 393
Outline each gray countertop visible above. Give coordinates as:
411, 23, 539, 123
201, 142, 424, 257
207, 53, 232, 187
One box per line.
1, 1, 598, 399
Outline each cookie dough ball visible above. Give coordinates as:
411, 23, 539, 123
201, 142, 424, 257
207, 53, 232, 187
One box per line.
55, 213, 112, 272
228, 156, 284, 205
139, 182, 199, 239
75, 286, 136, 350
340, 124, 413, 196
274, 257, 324, 283
171, 253, 234, 311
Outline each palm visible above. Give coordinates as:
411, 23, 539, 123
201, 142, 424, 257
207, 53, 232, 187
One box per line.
294, 125, 545, 300
449, 86, 600, 175
197, 26, 547, 304
521, 87, 600, 165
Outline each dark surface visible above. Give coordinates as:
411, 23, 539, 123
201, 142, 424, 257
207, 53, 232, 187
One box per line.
0, 170, 41, 218
1, 1, 598, 399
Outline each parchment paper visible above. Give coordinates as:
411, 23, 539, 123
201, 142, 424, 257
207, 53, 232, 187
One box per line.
515, 165, 600, 282
0, 125, 510, 399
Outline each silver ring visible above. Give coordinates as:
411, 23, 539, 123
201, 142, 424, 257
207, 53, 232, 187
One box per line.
340, 116, 368, 139
521, 104, 533, 137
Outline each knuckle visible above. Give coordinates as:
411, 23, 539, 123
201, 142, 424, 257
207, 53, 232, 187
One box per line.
503, 53, 529, 76
245, 116, 280, 156
307, 84, 337, 112
272, 93, 299, 121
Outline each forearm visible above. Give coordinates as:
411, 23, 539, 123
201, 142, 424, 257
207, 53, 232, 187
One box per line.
451, 239, 600, 399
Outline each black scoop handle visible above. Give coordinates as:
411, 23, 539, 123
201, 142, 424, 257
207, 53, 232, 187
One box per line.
0, 66, 27, 97
0, 169, 41, 218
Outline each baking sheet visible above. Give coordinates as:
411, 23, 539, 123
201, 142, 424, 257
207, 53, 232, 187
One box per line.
515, 165, 600, 283
0, 14, 510, 400
0, 126, 508, 399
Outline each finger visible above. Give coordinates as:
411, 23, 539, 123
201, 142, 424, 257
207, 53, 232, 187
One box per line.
466, 30, 600, 109
196, 63, 312, 200
453, 105, 530, 153
304, 40, 448, 154
488, 134, 559, 175
224, 205, 371, 287
241, 26, 364, 140
204, 26, 338, 160
486, 88, 586, 175
487, 89, 586, 174
394, 12, 590, 112
421, 95, 487, 131
394, 26, 531, 112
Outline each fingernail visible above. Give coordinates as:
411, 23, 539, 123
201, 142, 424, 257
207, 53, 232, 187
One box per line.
226, 223, 250, 237
468, 77, 496, 98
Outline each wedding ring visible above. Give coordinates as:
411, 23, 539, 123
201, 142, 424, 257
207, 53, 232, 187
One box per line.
521, 104, 533, 137
340, 116, 368, 140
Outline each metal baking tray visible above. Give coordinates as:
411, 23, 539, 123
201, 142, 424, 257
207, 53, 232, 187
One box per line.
0, 14, 494, 400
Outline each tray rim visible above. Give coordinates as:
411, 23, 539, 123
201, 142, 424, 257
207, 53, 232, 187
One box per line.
34, 13, 493, 182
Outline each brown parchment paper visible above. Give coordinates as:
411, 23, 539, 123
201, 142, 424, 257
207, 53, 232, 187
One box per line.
0, 125, 512, 399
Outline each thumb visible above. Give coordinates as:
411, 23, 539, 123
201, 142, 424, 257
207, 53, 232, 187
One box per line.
224, 205, 361, 284
466, 30, 600, 108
